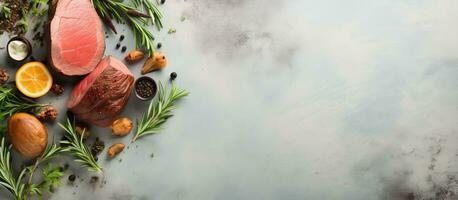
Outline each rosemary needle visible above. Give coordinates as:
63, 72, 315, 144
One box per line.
133, 82, 189, 142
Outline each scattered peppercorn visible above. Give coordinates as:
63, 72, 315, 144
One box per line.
170, 72, 177, 80
160, 0, 165, 4
120, 35, 125, 41
90, 176, 99, 184
0, 68, 9, 85
68, 174, 76, 182
63, 163, 69, 171
157, 43, 162, 49
116, 43, 121, 49
121, 46, 127, 52
50, 83, 64, 95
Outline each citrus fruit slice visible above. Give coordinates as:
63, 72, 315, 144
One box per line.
15, 62, 53, 98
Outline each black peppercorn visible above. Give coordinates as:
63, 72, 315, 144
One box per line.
90, 176, 99, 184
157, 43, 162, 49
120, 35, 125, 41
116, 43, 121, 49
121, 46, 127, 52
160, 0, 165, 4
68, 174, 76, 182
170, 72, 177, 80
63, 163, 69, 171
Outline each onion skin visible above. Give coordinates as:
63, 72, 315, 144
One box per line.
8, 113, 48, 158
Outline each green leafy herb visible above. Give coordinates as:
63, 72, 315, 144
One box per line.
167, 28, 176, 34
25, 144, 61, 186
92, 0, 163, 56
29, 0, 49, 17
131, 0, 163, 29
0, 85, 45, 132
0, 130, 62, 200
0, 3, 12, 19
29, 164, 63, 198
0, 138, 27, 200
59, 118, 102, 172
133, 82, 189, 142
14, 0, 49, 33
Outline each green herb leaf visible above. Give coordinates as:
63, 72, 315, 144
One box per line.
0, 3, 12, 19
133, 82, 189, 142
0, 137, 27, 200
92, 0, 163, 56
59, 118, 102, 172
0, 85, 45, 123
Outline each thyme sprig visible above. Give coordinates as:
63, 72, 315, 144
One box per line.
133, 82, 189, 142
59, 118, 102, 172
92, 0, 163, 56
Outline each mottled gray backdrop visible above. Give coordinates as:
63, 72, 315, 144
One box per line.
0, 0, 457, 199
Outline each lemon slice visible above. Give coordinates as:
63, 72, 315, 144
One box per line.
16, 62, 53, 98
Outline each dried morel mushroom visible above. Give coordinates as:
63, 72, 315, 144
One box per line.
0, 68, 9, 85
36, 106, 58, 121
91, 137, 105, 157
50, 83, 64, 95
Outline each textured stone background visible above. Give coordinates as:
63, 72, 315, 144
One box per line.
0, 0, 457, 199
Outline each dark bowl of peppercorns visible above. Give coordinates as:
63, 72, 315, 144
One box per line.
134, 76, 158, 101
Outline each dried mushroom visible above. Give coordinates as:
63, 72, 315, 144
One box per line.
107, 143, 125, 158
0, 68, 8, 85
111, 118, 133, 136
141, 52, 167, 74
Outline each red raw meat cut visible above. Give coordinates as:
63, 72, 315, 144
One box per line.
49, 0, 105, 76
68, 56, 134, 126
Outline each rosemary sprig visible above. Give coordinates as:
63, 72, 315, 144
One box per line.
92, 0, 162, 56
0, 85, 45, 122
0, 132, 62, 200
59, 118, 102, 172
0, 138, 27, 200
131, 0, 163, 29
133, 82, 189, 142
